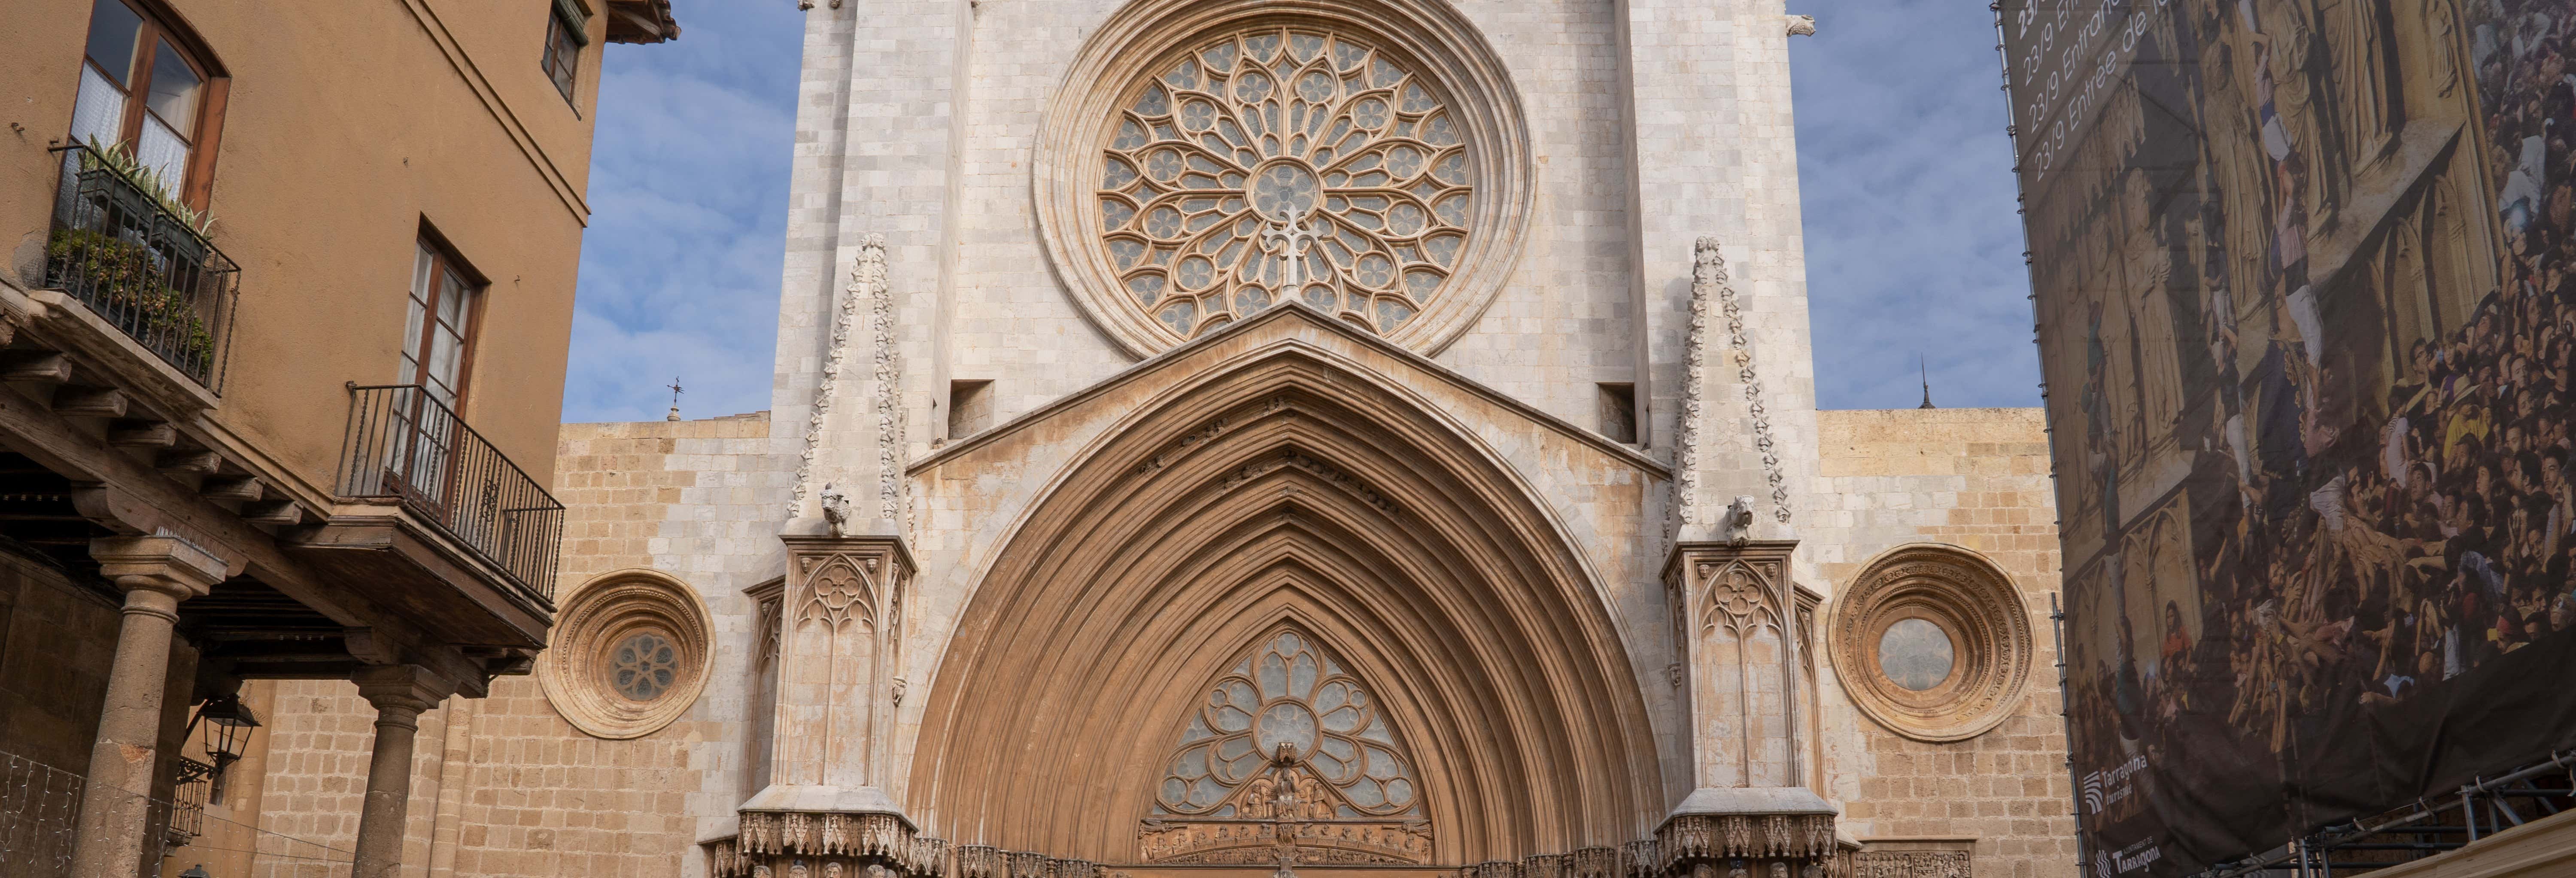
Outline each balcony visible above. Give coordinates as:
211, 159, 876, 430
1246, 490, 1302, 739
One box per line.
275, 385, 561, 654
333, 384, 564, 605
43, 144, 238, 392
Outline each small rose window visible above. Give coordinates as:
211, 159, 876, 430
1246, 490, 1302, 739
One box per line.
539, 571, 712, 739
1827, 545, 2036, 743
609, 632, 680, 701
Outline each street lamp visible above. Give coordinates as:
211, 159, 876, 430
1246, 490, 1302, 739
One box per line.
187, 695, 264, 803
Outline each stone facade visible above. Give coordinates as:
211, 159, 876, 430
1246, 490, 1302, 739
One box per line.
1808, 409, 2078, 878
213, 2, 2083, 878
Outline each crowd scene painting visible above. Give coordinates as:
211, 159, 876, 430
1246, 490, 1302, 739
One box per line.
2017, 0, 2576, 873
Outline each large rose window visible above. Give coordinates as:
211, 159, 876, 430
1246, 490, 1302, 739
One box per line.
1098, 26, 1475, 340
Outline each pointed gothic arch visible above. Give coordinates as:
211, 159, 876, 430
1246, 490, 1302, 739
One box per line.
906, 339, 1661, 865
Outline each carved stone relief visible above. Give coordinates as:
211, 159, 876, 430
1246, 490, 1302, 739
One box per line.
1668, 542, 1810, 790
1139, 628, 1432, 866
538, 569, 714, 740
1827, 544, 2035, 742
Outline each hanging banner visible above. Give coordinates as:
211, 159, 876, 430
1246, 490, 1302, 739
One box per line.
2002, 0, 2576, 874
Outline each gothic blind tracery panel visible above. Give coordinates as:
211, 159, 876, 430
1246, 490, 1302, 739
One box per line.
1140, 629, 1432, 866
1100, 25, 1473, 339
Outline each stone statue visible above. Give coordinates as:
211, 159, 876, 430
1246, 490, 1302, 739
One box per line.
820, 482, 850, 537
1725, 496, 1757, 544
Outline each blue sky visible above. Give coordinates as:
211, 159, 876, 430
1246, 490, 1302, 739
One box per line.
562, 0, 2038, 422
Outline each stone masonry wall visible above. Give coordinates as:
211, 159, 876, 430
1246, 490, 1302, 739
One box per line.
1808, 407, 2077, 878
245, 413, 781, 878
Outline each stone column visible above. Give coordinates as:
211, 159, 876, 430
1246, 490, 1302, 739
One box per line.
351, 665, 453, 878
69, 535, 228, 878
736, 535, 920, 875
1660, 540, 1839, 877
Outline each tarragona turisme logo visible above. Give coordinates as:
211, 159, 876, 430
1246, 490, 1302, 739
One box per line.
2082, 753, 2149, 816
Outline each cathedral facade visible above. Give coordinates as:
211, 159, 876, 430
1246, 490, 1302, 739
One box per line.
240, 1, 2079, 877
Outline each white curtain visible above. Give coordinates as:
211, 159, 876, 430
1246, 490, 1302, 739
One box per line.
136, 112, 189, 189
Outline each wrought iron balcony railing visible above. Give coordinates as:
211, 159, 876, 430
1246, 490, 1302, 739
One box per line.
44, 144, 239, 392
335, 384, 565, 605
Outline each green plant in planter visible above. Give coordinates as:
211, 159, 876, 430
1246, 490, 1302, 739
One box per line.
76, 137, 214, 237
44, 225, 218, 371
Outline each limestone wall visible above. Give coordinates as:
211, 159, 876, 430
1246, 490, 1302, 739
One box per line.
771, 0, 1827, 458
1807, 407, 2077, 878
244, 414, 783, 878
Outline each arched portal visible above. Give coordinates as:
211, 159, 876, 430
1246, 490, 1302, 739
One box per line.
907, 346, 1662, 864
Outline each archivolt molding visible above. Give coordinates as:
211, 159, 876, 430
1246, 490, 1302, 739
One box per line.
905, 349, 1659, 864
538, 568, 714, 740
1826, 543, 2035, 743
1035, 0, 1534, 357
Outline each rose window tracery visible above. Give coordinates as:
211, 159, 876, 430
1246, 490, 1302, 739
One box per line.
610, 632, 681, 701
1098, 26, 1474, 339
1136, 629, 1432, 865
1156, 630, 1422, 818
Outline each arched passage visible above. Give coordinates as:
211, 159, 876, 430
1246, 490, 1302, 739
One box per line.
906, 349, 1662, 864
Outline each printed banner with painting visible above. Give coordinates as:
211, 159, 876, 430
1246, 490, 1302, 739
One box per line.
2002, 0, 2576, 874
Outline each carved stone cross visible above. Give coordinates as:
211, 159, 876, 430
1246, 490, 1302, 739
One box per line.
1261, 217, 1322, 290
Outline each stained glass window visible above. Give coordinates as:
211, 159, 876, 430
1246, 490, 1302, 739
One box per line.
1100, 26, 1471, 338
1153, 630, 1423, 819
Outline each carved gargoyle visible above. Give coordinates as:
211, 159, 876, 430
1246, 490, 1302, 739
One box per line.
820, 482, 850, 537
1786, 15, 1817, 36
1725, 495, 1757, 544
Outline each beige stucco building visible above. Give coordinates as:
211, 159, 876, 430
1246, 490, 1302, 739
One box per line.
226, 1, 2084, 877
0, 0, 672, 875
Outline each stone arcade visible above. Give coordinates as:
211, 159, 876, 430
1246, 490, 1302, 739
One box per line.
241, 1, 2078, 876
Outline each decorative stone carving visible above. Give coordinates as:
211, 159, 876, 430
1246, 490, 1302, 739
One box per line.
1094, 24, 1480, 340
820, 483, 851, 536
538, 569, 714, 739
1694, 237, 1791, 525
735, 536, 917, 877
794, 234, 886, 520
1211, 449, 1397, 513
766, 535, 911, 789
1848, 851, 1969, 878
1034, 0, 1535, 357
1826, 544, 2035, 743
868, 234, 904, 528
1674, 240, 1716, 539
1785, 15, 1817, 37
1141, 628, 1432, 865
1656, 813, 1838, 866
1668, 542, 1810, 788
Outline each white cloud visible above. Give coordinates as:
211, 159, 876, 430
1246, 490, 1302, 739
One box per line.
1789, 0, 2041, 410
562, 0, 802, 422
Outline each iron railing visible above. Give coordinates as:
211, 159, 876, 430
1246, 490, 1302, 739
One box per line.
336, 384, 565, 604
43, 144, 239, 392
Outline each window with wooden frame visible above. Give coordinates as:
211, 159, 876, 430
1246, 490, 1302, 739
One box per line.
541, 0, 590, 105
70, 0, 228, 207
402, 238, 484, 411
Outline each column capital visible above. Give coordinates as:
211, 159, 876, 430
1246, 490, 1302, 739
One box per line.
89, 534, 231, 601
353, 664, 456, 721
